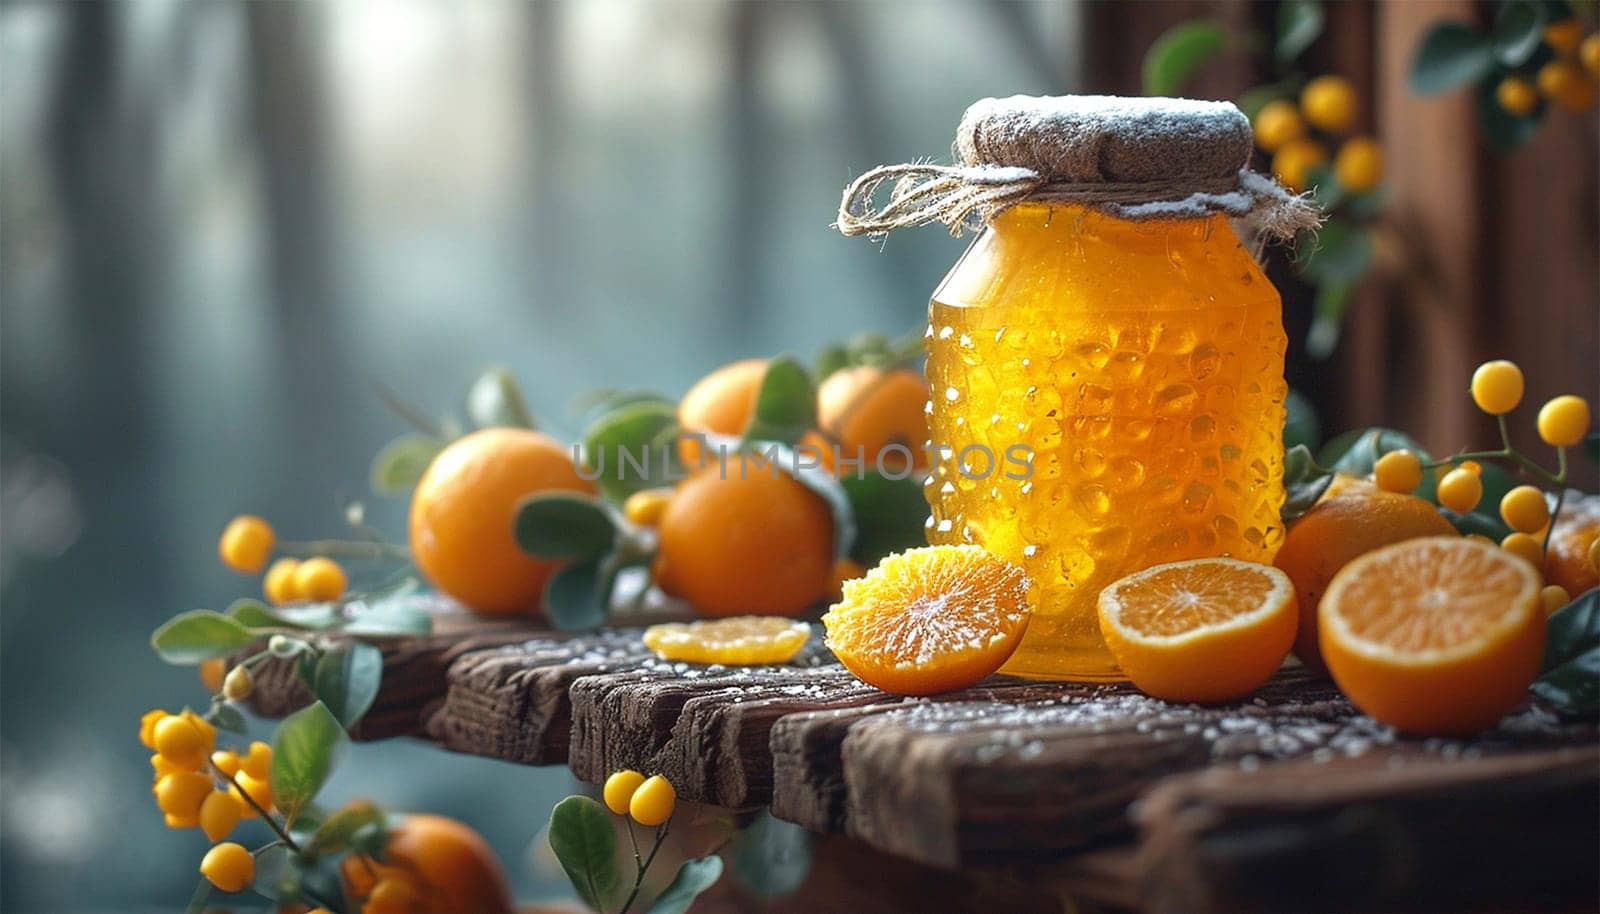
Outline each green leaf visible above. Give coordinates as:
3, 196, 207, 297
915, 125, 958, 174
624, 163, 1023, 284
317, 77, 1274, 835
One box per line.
1275, 0, 1325, 63
582, 399, 680, 502
271, 701, 348, 823
1410, 22, 1493, 93
815, 343, 850, 381
1531, 588, 1600, 717
309, 799, 387, 854
1492, 0, 1547, 66
227, 598, 314, 631
547, 796, 622, 912
1475, 76, 1543, 153
515, 493, 619, 561
731, 811, 812, 898
840, 473, 928, 565
1583, 430, 1599, 464
184, 879, 213, 913
1299, 219, 1373, 286
467, 366, 536, 430
370, 434, 446, 496
1282, 444, 1336, 523
1322, 428, 1438, 499
543, 555, 612, 631
252, 843, 296, 902
648, 856, 725, 914
151, 611, 257, 664
206, 701, 247, 734
1306, 281, 1355, 359
312, 642, 384, 728
742, 356, 817, 447
343, 597, 433, 637
1284, 389, 1321, 451
1142, 20, 1229, 96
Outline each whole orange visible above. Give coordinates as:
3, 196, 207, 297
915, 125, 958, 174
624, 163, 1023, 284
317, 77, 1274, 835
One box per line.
677, 358, 767, 468
653, 466, 834, 617
341, 814, 514, 914
409, 428, 597, 615
816, 365, 930, 472
1544, 493, 1600, 598
1274, 488, 1456, 671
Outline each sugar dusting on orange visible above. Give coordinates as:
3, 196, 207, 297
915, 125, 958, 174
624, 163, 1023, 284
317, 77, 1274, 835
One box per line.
822, 545, 1031, 696
1320, 536, 1543, 735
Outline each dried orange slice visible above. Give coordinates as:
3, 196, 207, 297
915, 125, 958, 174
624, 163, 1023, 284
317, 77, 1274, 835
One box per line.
642, 616, 811, 666
1097, 558, 1297, 703
1320, 536, 1543, 735
822, 545, 1031, 696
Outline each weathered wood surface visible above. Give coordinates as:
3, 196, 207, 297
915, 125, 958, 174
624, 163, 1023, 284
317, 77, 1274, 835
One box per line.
241, 599, 1599, 909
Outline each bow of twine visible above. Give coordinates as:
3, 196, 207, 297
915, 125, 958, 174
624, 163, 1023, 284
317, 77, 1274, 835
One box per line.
836, 161, 1321, 244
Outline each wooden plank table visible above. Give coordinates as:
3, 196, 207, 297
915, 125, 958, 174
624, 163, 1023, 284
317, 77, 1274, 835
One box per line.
236, 599, 1600, 913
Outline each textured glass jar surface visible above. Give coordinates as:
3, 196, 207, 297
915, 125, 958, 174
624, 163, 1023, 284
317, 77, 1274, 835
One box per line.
924, 203, 1288, 681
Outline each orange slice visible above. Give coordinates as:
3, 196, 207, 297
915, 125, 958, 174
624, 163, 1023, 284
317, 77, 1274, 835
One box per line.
1320, 536, 1544, 735
822, 545, 1031, 695
642, 617, 811, 666
1097, 558, 1297, 703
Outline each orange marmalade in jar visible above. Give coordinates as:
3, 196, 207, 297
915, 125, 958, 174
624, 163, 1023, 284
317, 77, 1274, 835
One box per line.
838, 96, 1316, 681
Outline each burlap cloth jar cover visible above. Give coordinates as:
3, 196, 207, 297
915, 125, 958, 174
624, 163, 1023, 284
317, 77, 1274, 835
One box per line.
838, 94, 1320, 245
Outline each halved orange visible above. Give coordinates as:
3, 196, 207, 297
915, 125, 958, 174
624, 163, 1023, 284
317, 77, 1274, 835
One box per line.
642, 616, 811, 666
1320, 536, 1544, 735
1097, 558, 1297, 703
822, 545, 1031, 695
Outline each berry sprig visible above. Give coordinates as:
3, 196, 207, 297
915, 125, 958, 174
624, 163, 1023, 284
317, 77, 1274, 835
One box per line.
1369, 358, 1593, 612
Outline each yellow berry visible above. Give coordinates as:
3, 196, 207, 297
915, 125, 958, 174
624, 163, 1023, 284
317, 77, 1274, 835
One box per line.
139, 709, 170, 750
628, 774, 676, 827
1333, 136, 1383, 193
603, 769, 646, 816
1538, 60, 1597, 112
223, 666, 253, 701
1469, 360, 1524, 415
1437, 467, 1484, 514
231, 772, 274, 816
1373, 449, 1423, 494
1501, 531, 1544, 568
239, 741, 273, 780
199, 657, 228, 694
1537, 395, 1591, 448
1540, 584, 1572, 616
152, 754, 185, 779
156, 771, 215, 819
1496, 77, 1540, 117
294, 557, 348, 603
1301, 75, 1359, 133
211, 750, 241, 778
1499, 486, 1551, 535
200, 842, 255, 893
623, 489, 674, 528
154, 715, 209, 769
1582, 33, 1600, 77
1545, 19, 1585, 55
1252, 99, 1305, 153
219, 515, 275, 574
1458, 460, 1483, 475
165, 812, 201, 829
264, 558, 303, 605
200, 789, 242, 842
1271, 139, 1328, 194
365, 878, 419, 914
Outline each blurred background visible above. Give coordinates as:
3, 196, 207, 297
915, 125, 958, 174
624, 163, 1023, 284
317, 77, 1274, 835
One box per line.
0, 2, 1594, 911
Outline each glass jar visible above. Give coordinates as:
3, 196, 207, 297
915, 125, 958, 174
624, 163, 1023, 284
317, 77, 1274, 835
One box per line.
924, 202, 1288, 681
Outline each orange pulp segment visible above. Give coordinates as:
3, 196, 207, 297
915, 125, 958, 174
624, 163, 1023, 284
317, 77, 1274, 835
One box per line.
822, 545, 1031, 695
1320, 536, 1544, 735
1097, 558, 1297, 703
642, 617, 811, 666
